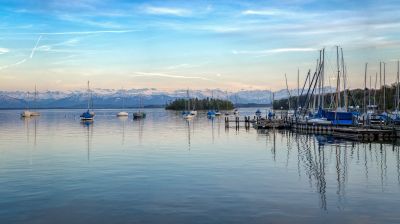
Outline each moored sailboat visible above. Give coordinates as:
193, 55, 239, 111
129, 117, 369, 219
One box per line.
21, 85, 40, 117
80, 81, 95, 121
117, 87, 128, 117
133, 94, 146, 119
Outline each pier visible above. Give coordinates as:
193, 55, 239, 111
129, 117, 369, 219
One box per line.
291, 122, 396, 141
225, 115, 397, 141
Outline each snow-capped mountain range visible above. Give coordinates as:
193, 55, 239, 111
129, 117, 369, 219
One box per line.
0, 87, 335, 109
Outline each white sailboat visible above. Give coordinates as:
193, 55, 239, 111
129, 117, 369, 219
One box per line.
30, 85, 40, 116
117, 87, 128, 117
21, 85, 40, 117
183, 90, 194, 120
188, 90, 197, 116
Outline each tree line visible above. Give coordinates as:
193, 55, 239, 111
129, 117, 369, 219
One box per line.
273, 82, 400, 111
165, 98, 234, 110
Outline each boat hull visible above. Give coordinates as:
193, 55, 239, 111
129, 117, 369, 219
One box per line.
117, 112, 129, 117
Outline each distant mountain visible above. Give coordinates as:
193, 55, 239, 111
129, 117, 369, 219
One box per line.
0, 87, 335, 109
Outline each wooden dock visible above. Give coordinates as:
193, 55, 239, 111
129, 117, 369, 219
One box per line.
224, 116, 252, 129
224, 115, 397, 141
291, 122, 396, 141
253, 119, 289, 129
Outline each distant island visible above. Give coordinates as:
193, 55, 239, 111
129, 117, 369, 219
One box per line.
165, 98, 234, 110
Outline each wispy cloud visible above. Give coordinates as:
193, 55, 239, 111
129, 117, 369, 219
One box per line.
242, 9, 287, 16
143, 6, 191, 16
166, 63, 202, 70
58, 14, 122, 29
232, 48, 316, 55
132, 72, 213, 81
36, 30, 137, 35
0, 48, 9, 55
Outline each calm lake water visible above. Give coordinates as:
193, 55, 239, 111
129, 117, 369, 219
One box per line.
0, 108, 399, 224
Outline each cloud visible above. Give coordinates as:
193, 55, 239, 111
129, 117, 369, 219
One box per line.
58, 14, 122, 29
232, 48, 316, 55
143, 6, 191, 16
0, 48, 10, 55
166, 63, 200, 70
242, 9, 287, 16
132, 72, 213, 81
36, 30, 137, 35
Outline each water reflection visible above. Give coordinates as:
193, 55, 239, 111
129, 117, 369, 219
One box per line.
22, 116, 39, 165
118, 116, 128, 145
81, 120, 93, 161
186, 120, 191, 150
257, 129, 400, 211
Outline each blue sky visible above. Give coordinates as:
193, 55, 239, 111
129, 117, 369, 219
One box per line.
0, 0, 399, 91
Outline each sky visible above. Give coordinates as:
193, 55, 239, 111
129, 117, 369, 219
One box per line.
0, 0, 399, 92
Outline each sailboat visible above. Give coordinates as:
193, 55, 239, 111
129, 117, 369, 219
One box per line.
21, 85, 40, 117
207, 91, 216, 118
183, 90, 194, 119
233, 94, 239, 116
80, 81, 95, 121
390, 60, 400, 124
255, 109, 262, 117
117, 87, 128, 117
360, 67, 383, 125
30, 85, 40, 116
214, 91, 221, 116
133, 94, 146, 119
21, 90, 32, 117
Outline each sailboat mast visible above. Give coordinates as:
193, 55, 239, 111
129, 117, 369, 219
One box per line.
297, 68, 300, 110
341, 48, 347, 111
187, 89, 190, 111
374, 72, 377, 106
272, 92, 275, 112
321, 48, 325, 109
318, 50, 322, 108
369, 75, 371, 107
335, 46, 340, 112
313, 59, 319, 111
34, 84, 37, 111
396, 60, 400, 112
87, 81, 90, 110
379, 62, 382, 110
383, 62, 386, 112
122, 87, 125, 109
364, 63, 367, 114
284, 73, 291, 110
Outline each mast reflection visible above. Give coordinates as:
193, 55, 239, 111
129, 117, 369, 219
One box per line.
81, 120, 93, 161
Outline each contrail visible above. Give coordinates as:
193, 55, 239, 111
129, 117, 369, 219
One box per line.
30, 35, 42, 58
0, 35, 42, 71
0, 59, 27, 71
